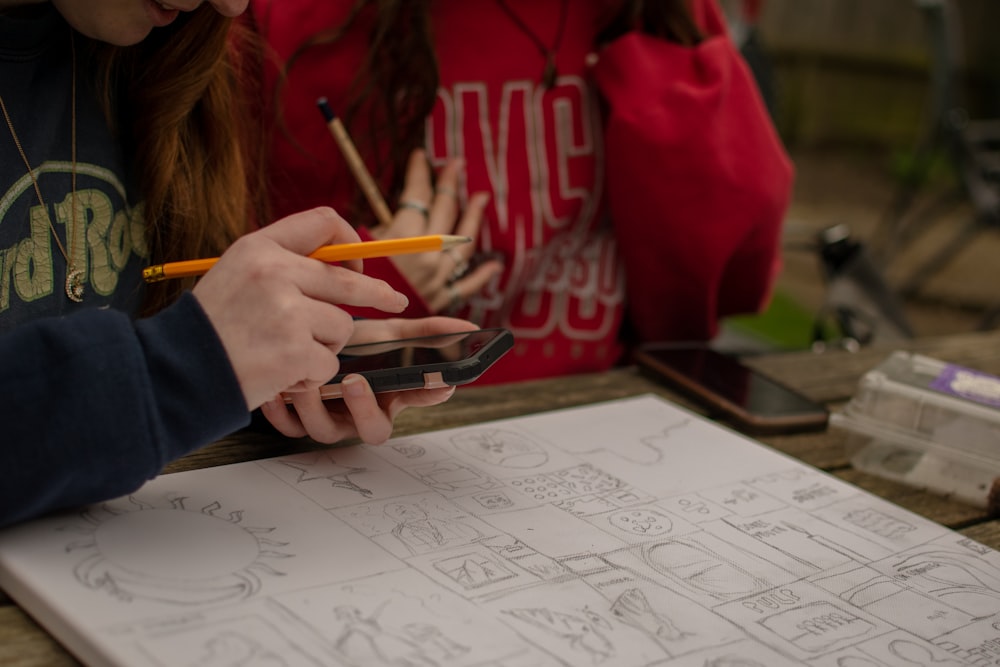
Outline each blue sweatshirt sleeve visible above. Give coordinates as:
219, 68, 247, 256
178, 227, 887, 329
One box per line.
0, 293, 250, 528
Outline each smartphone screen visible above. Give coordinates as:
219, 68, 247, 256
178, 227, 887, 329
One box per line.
634, 344, 828, 434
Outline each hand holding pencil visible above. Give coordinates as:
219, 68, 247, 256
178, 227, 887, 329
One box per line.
190, 207, 410, 410
188, 205, 476, 445
366, 149, 503, 314
316, 98, 502, 315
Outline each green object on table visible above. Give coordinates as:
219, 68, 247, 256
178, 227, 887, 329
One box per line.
722, 289, 832, 351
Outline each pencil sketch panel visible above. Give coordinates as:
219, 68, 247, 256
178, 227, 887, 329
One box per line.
271, 568, 548, 667
333, 491, 502, 560
485, 579, 669, 665
717, 506, 884, 575
745, 468, 860, 513
484, 504, 628, 558
257, 448, 426, 509
810, 561, 979, 639
559, 547, 747, 658
658, 493, 732, 525
714, 580, 894, 661
657, 637, 807, 666
368, 434, 457, 468
138, 613, 328, 667
805, 628, 977, 667
448, 481, 543, 517
698, 481, 789, 517
811, 495, 951, 552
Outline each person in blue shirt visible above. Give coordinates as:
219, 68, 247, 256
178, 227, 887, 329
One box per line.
0, 0, 475, 527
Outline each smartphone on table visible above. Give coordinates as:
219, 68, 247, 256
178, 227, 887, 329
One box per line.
283, 328, 513, 402
632, 342, 828, 435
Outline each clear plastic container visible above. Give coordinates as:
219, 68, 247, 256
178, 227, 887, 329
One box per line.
831, 351, 1000, 511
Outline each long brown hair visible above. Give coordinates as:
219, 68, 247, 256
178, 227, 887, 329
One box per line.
92, 7, 267, 314
280, 0, 703, 228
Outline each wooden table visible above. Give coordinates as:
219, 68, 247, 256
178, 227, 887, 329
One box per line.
4, 330, 1000, 666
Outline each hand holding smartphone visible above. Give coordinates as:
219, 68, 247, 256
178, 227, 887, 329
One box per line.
633, 343, 828, 435
283, 328, 513, 402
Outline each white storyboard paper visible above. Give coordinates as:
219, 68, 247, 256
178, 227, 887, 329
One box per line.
1, 394, 999, 666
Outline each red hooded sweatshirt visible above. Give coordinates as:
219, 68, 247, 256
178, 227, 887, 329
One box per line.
249, 0, 792, 383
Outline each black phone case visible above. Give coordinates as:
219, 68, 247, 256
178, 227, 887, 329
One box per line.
296, 328, 514, 401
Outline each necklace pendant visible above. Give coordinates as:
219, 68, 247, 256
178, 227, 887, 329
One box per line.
65, 269, 84, 303
542, 54, 557, 90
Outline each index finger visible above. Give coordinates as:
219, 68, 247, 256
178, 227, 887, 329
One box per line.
428, 158, 464, 235
259, 206, 364, 272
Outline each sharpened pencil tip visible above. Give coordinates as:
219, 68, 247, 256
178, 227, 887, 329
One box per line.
441, 235, 473, 249
316, 97, 335, 122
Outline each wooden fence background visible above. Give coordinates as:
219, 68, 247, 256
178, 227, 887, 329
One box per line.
751, 0, 1000, 148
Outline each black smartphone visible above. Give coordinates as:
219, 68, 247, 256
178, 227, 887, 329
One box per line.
285, 328, 513, 401
633, 343, 828, 434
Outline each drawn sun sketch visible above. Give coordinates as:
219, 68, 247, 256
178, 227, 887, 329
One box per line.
65, 495, 293, 605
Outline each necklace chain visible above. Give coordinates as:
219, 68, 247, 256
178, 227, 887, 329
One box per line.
0, 30, 83, 302
495, 0, 569, 90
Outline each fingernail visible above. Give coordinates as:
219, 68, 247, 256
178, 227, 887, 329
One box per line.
342, 375, 367, 397
395, 292, 410, 310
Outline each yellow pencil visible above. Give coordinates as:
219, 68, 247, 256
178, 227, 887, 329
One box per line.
317, 97, 395, 229
142, 234, 471, 283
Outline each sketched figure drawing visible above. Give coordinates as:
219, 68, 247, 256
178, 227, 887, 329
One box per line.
333, 605, 438, 667
384, 502, 483, 556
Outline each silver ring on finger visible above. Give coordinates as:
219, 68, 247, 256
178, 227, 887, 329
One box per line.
445, 247, 470, 281
398, 199, 430, 219
435, 185, 458, 199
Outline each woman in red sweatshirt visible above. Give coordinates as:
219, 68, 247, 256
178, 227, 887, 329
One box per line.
249, 0, 793, 383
